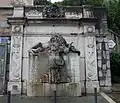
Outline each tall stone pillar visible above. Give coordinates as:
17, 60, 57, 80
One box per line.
84, 24, 99, 93
96, 37, 111, 91
8, 6, 25, 94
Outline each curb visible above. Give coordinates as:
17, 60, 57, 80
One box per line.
100, 92, 116, 103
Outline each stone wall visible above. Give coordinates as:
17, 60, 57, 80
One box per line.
23, 34, 85, 96
97, 37, 111, 91
7, 5, 111, 96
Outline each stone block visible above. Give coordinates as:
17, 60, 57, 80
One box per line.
106, 60, 110, 69
44, 83, 51, 96
80, 58, 85, 81
99, 71, 103, 77
96, 38, 104, 43
106, 69, 111, 77
103, 64, 107, 70
103, 51, 107, 60
8, 82, 21, 95
22, 81, 27, 94
86, 81, 99, 93
97, 51, 102, 59
27, 82, 44, 96
98, 60, 102, 68
105, 78, 111, 86
13, 7, 24, 17
56, 84, 67, 96
25, 26, 81, 35
75, 76, 80, 83
106, 51, 110, 60
105, 43, 109, 50
100, 87, 112, 92
103, 38, 108, 42
100, 80, 105, 86
22, 57, 29, 80
96, 43, 102, 50
66, 83, 81, 96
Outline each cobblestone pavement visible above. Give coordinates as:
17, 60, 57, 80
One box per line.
107, 92, 120, 103
0, 95, 108, 103
106, 84, 120, 103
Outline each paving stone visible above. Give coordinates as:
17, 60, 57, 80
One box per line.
0, 95, 109, 103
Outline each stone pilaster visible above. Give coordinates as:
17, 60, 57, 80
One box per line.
85, 36, 99, 93
83, 24, 99, 93
8, 6, 25, 94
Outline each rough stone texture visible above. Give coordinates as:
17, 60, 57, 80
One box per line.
0, 96, 109, 103
7, 5, 111, 96
8, 35, 23, 94
27, 35, 81, 96
24, 36, 85, 96
24, 26, 82, 35
8, 7, 24, 94
85, 36, 99, 93
96, 37, 111, 91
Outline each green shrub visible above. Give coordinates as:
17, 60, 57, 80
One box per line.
110, 52, 120, 83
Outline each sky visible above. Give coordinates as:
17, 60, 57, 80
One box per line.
51, 0, 63, 3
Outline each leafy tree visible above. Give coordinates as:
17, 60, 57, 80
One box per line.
106, 0, 120, 34
87, 0, 104, 6
110, 52, 120, 83
54, 0, 88, 6
54, 0, 104, 6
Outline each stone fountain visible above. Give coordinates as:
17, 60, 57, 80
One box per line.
28, 34, 81, 96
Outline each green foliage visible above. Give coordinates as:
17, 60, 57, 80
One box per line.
54, 0, 104, 6
88, 0, 104, 6
110, 52, 120, 83
54, 0, 85, 6
105, 0, 120, 35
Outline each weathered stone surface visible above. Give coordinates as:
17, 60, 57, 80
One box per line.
8, 5, 111, 96
98, 60, 102, 68
85, 37, 98, 81
96, 38, 104, 43
106, 60, 110, 69
86, 81, 99, 93
97, 51, 102, 59
8, 82, 21, 94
